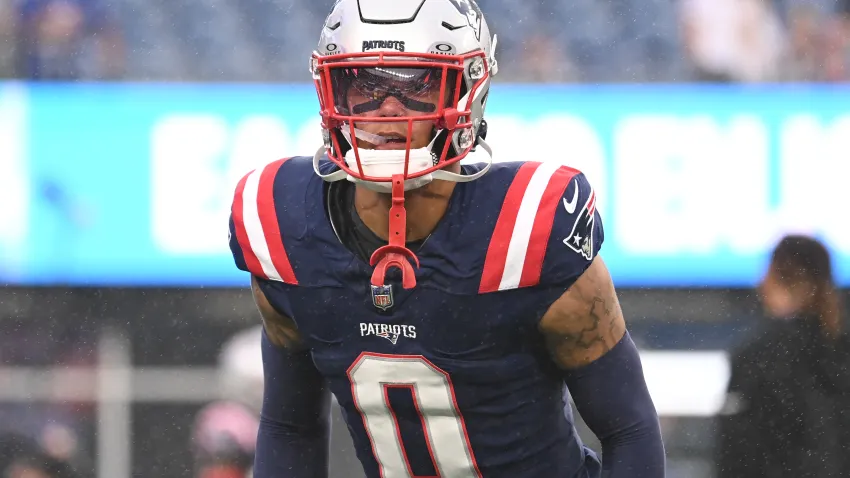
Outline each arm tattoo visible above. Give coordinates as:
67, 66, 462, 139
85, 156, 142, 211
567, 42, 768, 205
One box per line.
540, 258, 626, 369
251, 278, 303, 350
560, 296, 616, 351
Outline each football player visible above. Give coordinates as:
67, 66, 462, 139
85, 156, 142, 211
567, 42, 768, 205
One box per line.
228, 0, 666, 476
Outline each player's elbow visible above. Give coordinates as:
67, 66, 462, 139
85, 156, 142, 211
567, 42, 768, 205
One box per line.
599, 396, 661, 445
588, 361, 663, 456
586, 334, 663, 447
593, 394, 665, 478
565, 332, 665, 475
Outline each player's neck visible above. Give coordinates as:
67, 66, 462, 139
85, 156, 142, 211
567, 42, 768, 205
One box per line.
354, 172, 458, 242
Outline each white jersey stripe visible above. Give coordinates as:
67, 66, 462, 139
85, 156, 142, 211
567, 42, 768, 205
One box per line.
498, 161, 561, 291
241, 166, 282, 281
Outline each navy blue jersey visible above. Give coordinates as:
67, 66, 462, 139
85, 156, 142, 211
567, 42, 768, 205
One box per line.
229, 156, 605, 478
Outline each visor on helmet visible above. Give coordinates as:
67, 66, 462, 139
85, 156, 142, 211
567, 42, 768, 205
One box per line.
330, 65, 458, 117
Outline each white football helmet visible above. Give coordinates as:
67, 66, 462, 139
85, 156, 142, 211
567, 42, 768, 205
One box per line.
311, 0, 498, 193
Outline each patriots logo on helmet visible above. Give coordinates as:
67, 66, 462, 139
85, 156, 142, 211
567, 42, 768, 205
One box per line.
562, 184, 597, 261
447, 0, 483, 40
371, 284, 394, 310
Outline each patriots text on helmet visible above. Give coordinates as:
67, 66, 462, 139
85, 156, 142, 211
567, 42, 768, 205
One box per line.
361, 40, 406, 52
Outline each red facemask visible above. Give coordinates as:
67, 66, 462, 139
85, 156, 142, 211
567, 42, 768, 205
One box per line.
312, 50, 492, 289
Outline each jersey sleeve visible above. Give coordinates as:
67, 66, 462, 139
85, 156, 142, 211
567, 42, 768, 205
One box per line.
540, 170, 604, 287
229, 213, 250, 273
478, 163, 604, 294
227, 158, 299, 285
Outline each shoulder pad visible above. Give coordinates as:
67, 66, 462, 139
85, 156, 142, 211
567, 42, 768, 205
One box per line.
479, 162, 603, 293
228, 157, 314, 284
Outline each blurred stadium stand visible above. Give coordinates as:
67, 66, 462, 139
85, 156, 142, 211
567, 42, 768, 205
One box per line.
104, 0, 848, 83
9, 0, 850, 82
107, 0, 690, 82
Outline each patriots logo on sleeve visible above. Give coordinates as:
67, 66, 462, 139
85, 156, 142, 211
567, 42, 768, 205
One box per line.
562, 181, 597, 261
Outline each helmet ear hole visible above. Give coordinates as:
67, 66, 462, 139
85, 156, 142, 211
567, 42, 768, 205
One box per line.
476, 118, 488, 143
430, 128, 454, 163
331, 129, 352, 158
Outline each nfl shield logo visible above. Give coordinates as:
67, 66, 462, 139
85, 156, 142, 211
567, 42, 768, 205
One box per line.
371, 285, 394, 311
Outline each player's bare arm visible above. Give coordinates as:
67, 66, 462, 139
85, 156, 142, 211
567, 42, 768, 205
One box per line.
538, 256, 626, 369
251, 275, 303, 350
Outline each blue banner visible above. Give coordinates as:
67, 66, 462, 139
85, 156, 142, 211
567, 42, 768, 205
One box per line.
1, 82, 849, 287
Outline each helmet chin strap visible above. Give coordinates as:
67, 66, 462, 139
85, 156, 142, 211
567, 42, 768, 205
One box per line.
311, 135, 494, 191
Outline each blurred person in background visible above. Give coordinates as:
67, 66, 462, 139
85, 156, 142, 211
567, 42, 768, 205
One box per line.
518, 32, 580, 83
0, 433, 80, 478
716, 234, 850, 477
679, 0, 786, 82
821, 0, 850, 82
15, 0, 124, 80
779, 5, 825, 81
0, 309, 97, 477
191, 326, 263, 478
